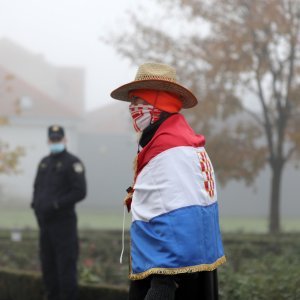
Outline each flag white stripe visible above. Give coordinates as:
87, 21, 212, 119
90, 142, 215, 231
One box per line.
132, 146, 217, 222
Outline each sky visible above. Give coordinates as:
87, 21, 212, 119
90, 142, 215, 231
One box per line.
0, 0, 147, 111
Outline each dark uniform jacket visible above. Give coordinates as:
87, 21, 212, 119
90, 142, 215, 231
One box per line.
32, 150, 87, 224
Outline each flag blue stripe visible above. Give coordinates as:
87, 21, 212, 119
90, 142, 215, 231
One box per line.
130, 203, 224, 274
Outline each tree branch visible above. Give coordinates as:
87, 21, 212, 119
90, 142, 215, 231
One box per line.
242, 105, 264, 127
283, 145, 297, 163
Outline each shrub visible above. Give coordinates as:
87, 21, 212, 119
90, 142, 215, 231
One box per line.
0, 268, 128, 300
0, 268, 43, 300
1, 230, 300, 299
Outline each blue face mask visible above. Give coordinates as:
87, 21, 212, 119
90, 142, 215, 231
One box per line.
49, 143, 65, 154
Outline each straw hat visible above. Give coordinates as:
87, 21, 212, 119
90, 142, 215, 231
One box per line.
110, 62, 198, 109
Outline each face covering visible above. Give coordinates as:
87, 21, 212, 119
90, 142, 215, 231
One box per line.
49, 143, 65, 154
129, 104, 162, 132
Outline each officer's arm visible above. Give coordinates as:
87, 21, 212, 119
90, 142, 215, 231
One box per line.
56, 160, 87, 209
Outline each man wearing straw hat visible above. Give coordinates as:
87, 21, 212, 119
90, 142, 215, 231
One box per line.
111, 62, 225, 300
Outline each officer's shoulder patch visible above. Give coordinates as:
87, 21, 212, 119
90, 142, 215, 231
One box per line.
39, 162, 47, 169
73, 162, 84, 173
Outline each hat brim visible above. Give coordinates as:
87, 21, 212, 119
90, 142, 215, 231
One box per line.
110, 79, 198, 109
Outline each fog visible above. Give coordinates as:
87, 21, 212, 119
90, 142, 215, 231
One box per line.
0, 0, 299, 223
0, 0, 145, 111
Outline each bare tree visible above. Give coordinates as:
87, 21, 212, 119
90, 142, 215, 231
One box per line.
108, 0, 300, 233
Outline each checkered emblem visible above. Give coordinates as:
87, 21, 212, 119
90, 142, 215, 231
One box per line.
197, 151, 215, 198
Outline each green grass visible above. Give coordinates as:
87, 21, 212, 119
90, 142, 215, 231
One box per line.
0, 208, 131, 230
0, 209, 37, 229
78, 209, 131, 230
220, 216, 300, 233
0, 208, 299, 232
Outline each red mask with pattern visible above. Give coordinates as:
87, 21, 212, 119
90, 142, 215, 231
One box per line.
129, 104, 162, 132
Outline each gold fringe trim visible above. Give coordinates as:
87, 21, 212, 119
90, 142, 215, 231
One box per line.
129, 256, 226, 280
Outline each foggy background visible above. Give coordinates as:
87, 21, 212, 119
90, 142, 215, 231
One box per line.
0, 0, 299, 224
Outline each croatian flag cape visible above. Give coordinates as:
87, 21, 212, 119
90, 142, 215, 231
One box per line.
130, 113, 226, 280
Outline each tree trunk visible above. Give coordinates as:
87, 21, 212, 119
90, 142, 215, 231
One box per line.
269, 162, 284, 234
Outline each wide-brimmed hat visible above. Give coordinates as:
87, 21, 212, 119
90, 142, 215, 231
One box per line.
110, 62, 198, 109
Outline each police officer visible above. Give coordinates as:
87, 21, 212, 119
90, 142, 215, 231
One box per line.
31, 125, 87, 300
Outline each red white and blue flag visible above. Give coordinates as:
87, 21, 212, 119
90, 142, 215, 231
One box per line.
130, 114, 226, 280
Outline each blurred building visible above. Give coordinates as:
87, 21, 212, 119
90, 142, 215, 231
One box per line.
0, 39, 84, 205
0, 38, 84, 115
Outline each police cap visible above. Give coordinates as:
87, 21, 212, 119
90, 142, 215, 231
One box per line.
48, 125, 65, 142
